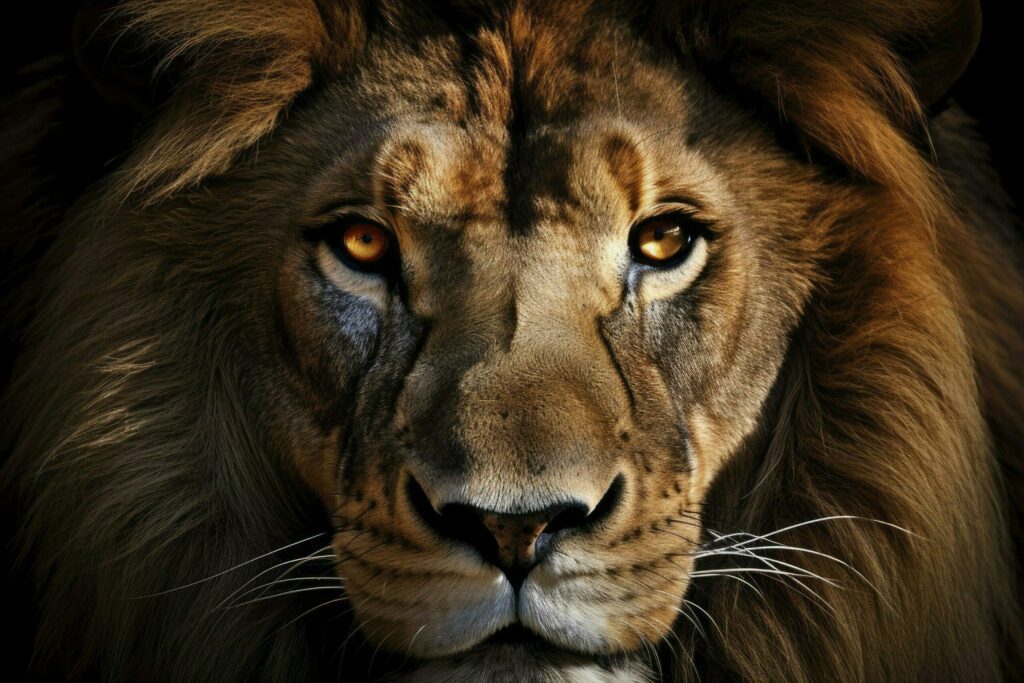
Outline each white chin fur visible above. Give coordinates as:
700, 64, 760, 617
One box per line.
350, 568, 516, 658
358, 563, 631, 661
518, 566, 614, 654
403, 644, 653, 683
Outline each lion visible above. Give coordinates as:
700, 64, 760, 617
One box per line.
1, 0, 1022, 680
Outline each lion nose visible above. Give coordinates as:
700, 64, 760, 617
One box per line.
407, 476, 624, 588
443, 503, 588, 586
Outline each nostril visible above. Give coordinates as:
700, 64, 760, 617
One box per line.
437, 504, 502, 566
533, 475, 624, 560
406, 476, 501, 562
543, 503, 590, 535
580, 473, 625, 530
405, 474, 626, 589
406, 476, 450, 536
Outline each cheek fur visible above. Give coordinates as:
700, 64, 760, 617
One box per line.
316, 242, 390, 310
278, 252, 383, 403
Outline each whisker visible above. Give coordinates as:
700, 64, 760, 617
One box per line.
228, 575, 345, 605
699, 521, 896, 610
367, 621, 404, 676
405, 623, 429, 659
636, 612, 679, 677
338, 527, 373, 555
214, 549, 334, 611
335, 538, 393, 566
628, 622, 664, 682
694, 550, 842, 587
683, 598, 723, 640
682, 565, 765, 599
334, 607, 389, 680
707, 515, 920, 551
690, 567, 830, 580
708, 541, 892, 609
665, 517, 704, 533
690, 567, 837, 616
724, 549, 840, 616
701, 533, 838, 590
652, 524, 701, 546
125, 533, 327, 599
228, 584, 347, 610
663, 597, 706, 639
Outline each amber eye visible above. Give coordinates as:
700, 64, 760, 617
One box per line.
630, 215, 698, 265
322, 220, 396, 273
341, 222, 390, 263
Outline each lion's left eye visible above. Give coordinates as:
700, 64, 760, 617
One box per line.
325, 221, 394, 272
629, 215, 699, 266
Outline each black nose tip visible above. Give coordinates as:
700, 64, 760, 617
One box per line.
407, 475, 624, 589
439, 501, 588, 587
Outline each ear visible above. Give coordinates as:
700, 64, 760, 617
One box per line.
652, 0, 982, 185
74, 0, 366, 203
899, 0, 982, 108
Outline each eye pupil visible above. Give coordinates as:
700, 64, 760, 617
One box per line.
339, 222, 391, 265
632, 217, 696, 265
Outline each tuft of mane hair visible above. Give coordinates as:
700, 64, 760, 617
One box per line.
111, 0, 366, 202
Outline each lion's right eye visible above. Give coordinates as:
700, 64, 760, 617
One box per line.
324, 220, 396, 273
629, 214, 701, 267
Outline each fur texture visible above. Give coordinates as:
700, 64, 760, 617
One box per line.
1, 1, 1021, 681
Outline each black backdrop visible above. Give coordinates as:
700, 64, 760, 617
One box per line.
950, 0, 1022, 208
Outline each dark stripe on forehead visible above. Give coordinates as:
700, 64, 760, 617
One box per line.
504, 130, 580, 235
502, 297, 518, 354
463, 7, 592, 237
502, 61, 533, 236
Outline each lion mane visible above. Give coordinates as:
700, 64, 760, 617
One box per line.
2, 1, 1022, 681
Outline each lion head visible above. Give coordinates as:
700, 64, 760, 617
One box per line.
2, 0, 1022, 680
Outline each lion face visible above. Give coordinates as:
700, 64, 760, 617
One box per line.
261, 8, 818, 674
6, 0, 1021, 681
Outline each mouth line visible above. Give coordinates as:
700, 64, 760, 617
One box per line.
482, 623, 544, 647
477, 622, 599, 659
467, 624, 641, 674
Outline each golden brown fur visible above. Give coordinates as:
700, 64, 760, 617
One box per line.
1, 1, 1021, 681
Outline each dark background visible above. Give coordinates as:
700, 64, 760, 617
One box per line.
946, 0, 1022, 208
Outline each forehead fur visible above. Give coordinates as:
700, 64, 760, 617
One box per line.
111, 0, 969, 214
